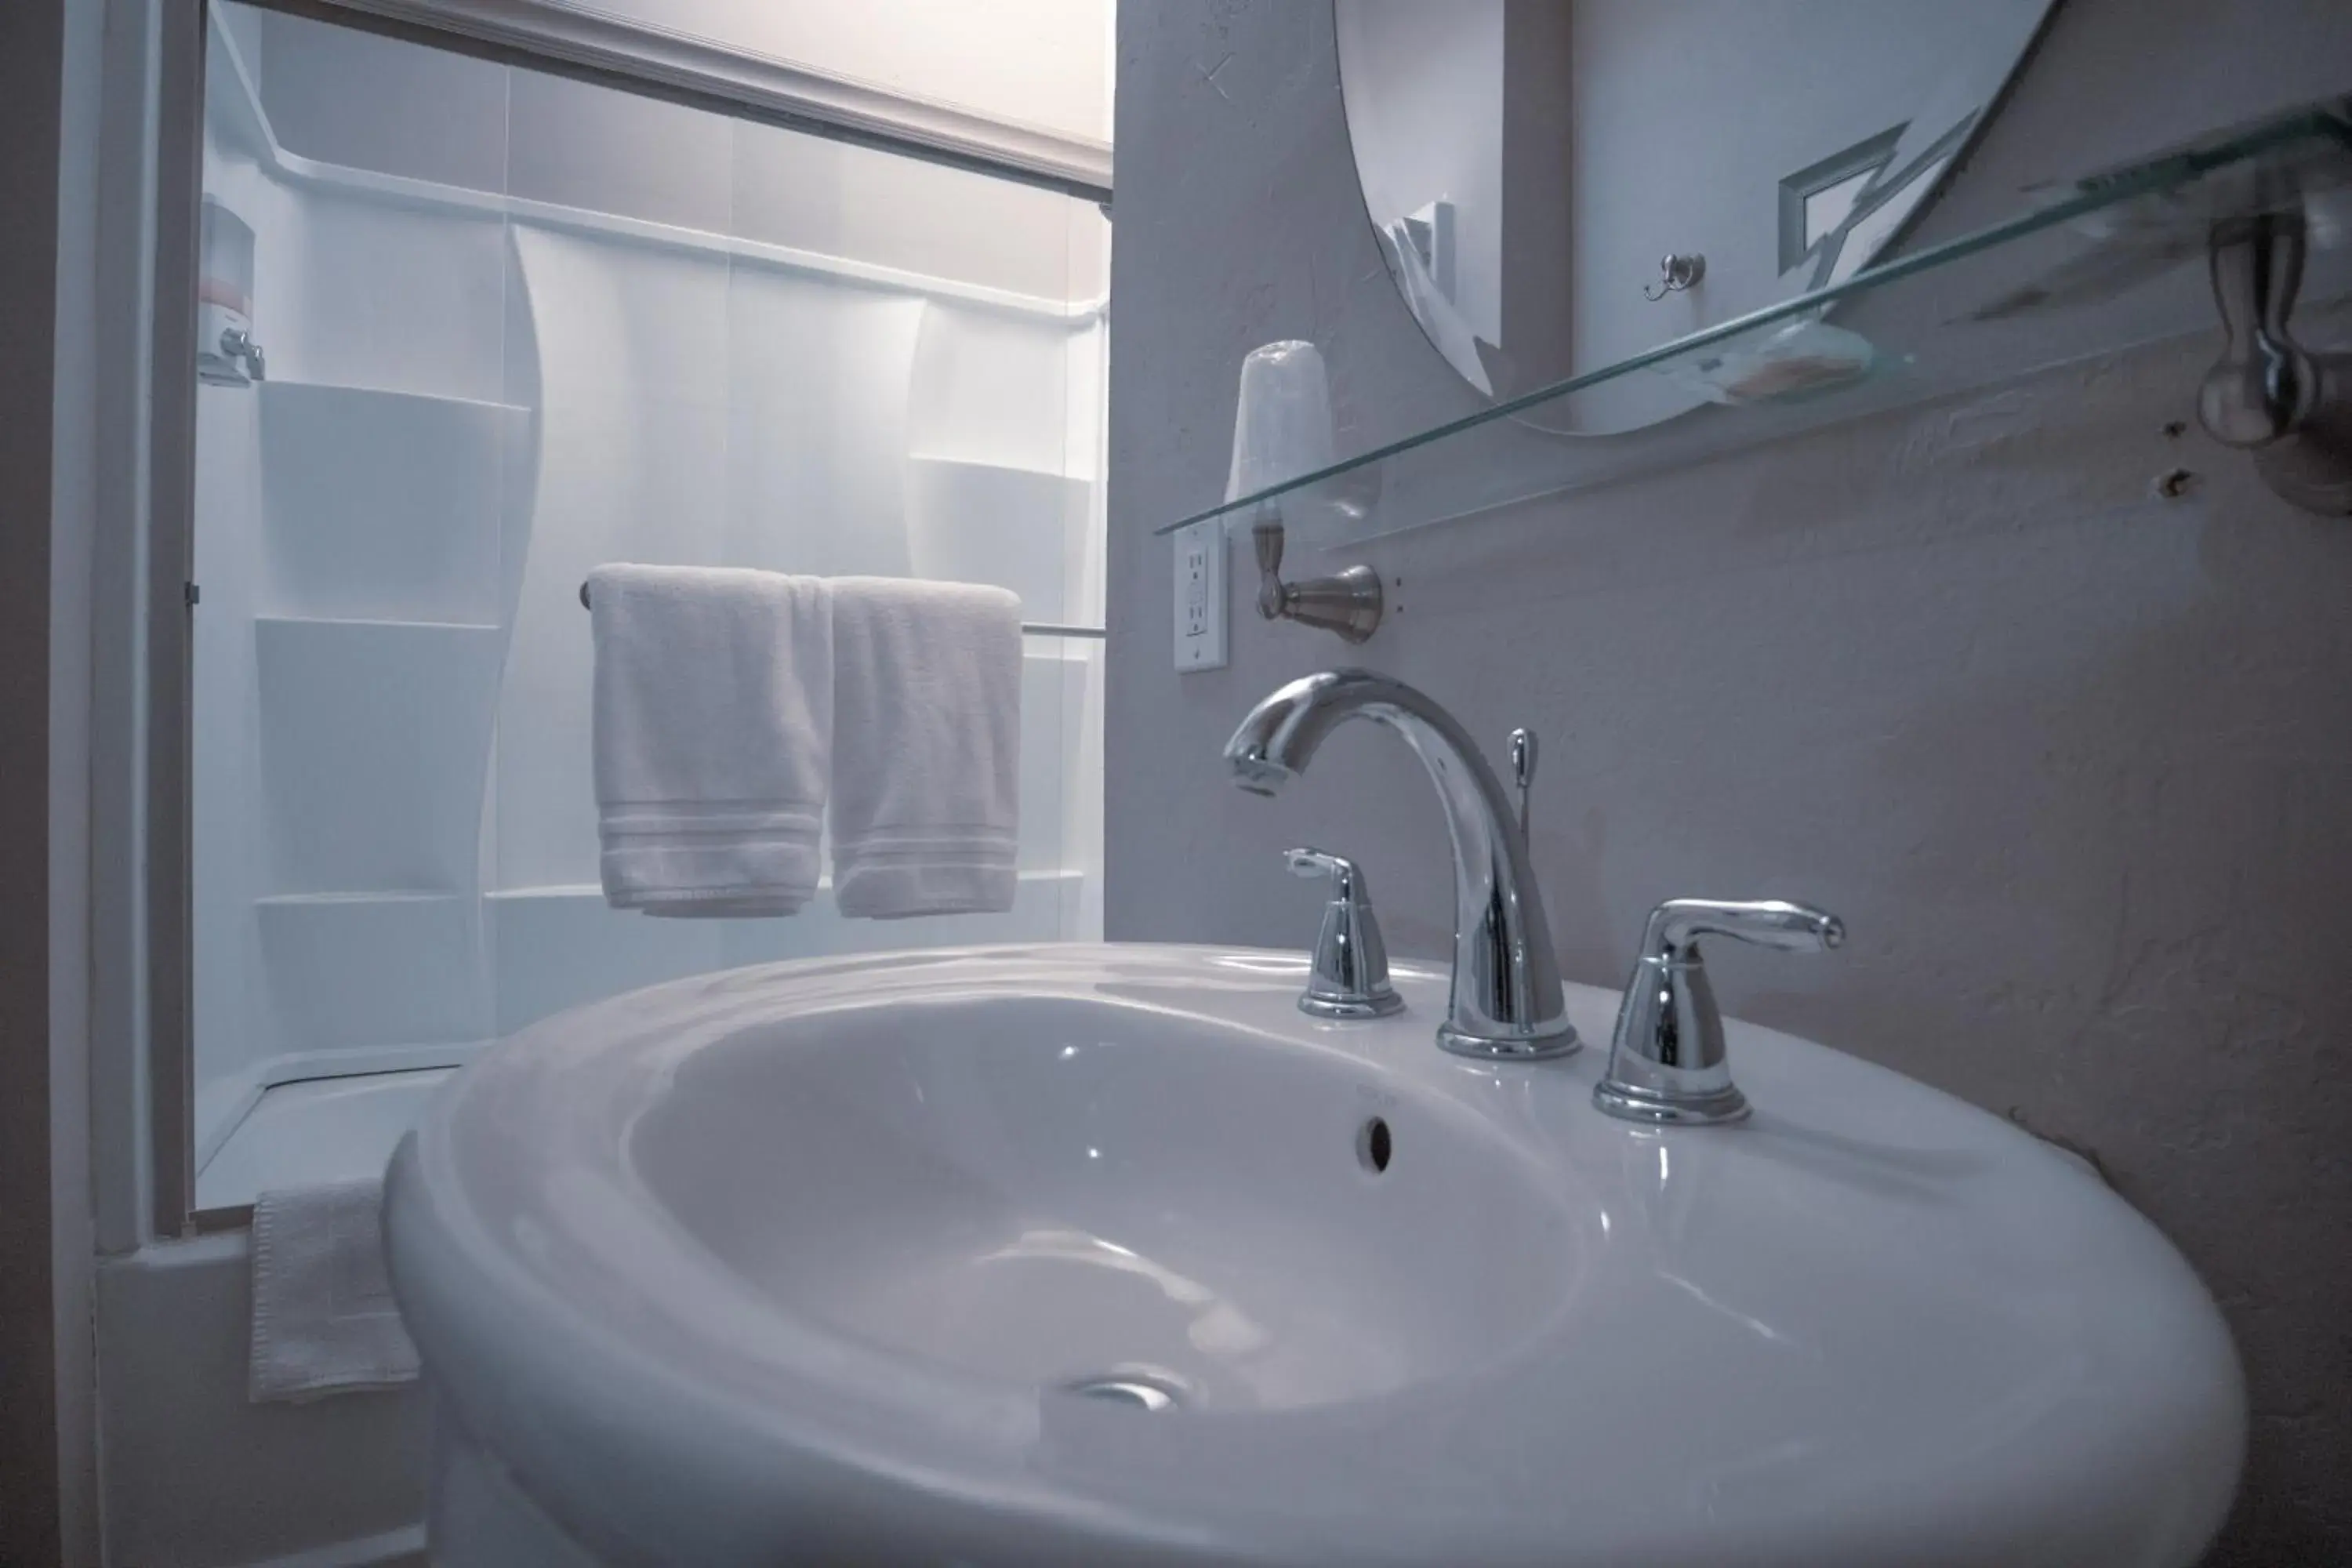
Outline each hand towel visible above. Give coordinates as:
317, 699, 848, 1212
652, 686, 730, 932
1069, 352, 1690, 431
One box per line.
590, 563, 831, 917
249, 1178, 419, 1403
829, 576, 1022, 918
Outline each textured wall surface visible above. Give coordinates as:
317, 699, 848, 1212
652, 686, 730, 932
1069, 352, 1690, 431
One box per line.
1104, 4, 2352, 1561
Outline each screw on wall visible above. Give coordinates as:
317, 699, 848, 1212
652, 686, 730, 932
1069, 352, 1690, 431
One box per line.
2161, 419, 2189, 439
2155, 467, 2198, 499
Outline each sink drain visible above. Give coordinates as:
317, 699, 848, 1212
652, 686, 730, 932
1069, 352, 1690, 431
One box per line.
1063, 1373, 1185, 1412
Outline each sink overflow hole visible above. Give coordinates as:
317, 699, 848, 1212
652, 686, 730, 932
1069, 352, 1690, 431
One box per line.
1065, 1375, 1182, 1412
1358, 1116, 1392, 1174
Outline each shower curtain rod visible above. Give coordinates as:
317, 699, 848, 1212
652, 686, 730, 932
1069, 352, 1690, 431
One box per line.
579, 581, 1105, 640
240, 0, 1114, 207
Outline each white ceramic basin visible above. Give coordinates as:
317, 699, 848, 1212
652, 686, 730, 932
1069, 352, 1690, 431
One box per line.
386, 944, 2243, 1567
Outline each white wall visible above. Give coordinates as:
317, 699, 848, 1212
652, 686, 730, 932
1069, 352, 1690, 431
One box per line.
1105, 4, 2352, 1562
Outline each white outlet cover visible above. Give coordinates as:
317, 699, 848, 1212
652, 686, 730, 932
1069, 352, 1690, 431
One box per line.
1174, 521, 1228, 672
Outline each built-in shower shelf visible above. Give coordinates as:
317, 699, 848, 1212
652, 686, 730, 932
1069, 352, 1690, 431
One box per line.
1156, 99, 2352, 544
253, 890, 482, 906
258, 382, 526, 624
906, 453, 1096, 626
267, 379, 528, 412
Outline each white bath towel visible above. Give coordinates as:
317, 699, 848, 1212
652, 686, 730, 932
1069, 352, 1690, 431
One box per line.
249, 1178, 419, 1403
829, 576, 1022, 918
590, 564, 832, 917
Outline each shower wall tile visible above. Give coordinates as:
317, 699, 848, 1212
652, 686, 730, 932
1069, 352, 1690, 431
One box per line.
491, 873, 1084, 1037
259, 893, 492, 1052
906, 301, 1082, 474
279, 194, 510, 402
731, 120, 1096, 302
713, 870, 1083, 970
904, 455, 1086, 620
516, 224, 731, 405
507, 67, 732, 234
490, 891, 726, 1035
498, 235, 546, 626
258, 618, 503, 895
496, 227, 733, 891
724, 274, 925, 579
259, 6, 509, 192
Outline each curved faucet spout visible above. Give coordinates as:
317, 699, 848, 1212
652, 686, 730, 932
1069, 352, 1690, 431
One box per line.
1224, 670, 1576, 1059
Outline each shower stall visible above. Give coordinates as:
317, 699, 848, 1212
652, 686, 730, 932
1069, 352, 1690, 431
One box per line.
186, 2, 1111, 1213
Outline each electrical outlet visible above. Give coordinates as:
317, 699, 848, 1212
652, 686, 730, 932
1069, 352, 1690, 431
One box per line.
1174, 521, 1228, 671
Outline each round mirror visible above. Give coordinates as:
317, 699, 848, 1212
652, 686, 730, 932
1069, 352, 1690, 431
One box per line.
1334, 1, 2059, 433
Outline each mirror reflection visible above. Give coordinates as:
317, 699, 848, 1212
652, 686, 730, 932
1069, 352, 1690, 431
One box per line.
1335, 0, 2059, 432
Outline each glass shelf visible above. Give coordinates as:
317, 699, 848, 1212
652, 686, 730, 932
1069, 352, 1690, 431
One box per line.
1155, 100, 2352, 545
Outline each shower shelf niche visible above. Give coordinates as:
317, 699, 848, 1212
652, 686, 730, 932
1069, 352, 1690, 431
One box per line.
1156, 100, 2352, 544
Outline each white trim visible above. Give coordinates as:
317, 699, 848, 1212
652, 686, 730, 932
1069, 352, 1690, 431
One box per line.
281, 0, 1111, 202
207, 9, 1107, 325
89, 0, 172, 1255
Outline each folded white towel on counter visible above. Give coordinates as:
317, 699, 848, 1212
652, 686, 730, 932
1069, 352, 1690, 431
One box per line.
249, 1178, 418, 1403
590, 563, 832, 917
829, 576, 1022, 918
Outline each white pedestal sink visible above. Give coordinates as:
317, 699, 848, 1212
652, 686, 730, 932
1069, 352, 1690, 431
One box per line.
385, 943, 2242, 1566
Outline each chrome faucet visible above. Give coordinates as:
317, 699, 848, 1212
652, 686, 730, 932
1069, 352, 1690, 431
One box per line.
1225, 670, 1576, 1059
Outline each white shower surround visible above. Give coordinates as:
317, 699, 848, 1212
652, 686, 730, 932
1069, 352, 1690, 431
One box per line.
191, 13, 1109, 1199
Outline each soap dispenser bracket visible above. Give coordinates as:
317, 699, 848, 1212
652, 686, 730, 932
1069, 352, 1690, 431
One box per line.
2197, 205, 2352, 516
1252, 512, 1384, 644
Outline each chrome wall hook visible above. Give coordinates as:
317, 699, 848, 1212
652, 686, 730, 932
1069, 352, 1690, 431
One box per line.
1252, 514, 1383, 644
1642, 252, 1706, 301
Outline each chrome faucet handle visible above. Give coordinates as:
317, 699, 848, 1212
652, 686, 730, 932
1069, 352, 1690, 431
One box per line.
1250, 515, 1385, 644
1285, 847, 1405, 1020
1593, 898, 1845, 1126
